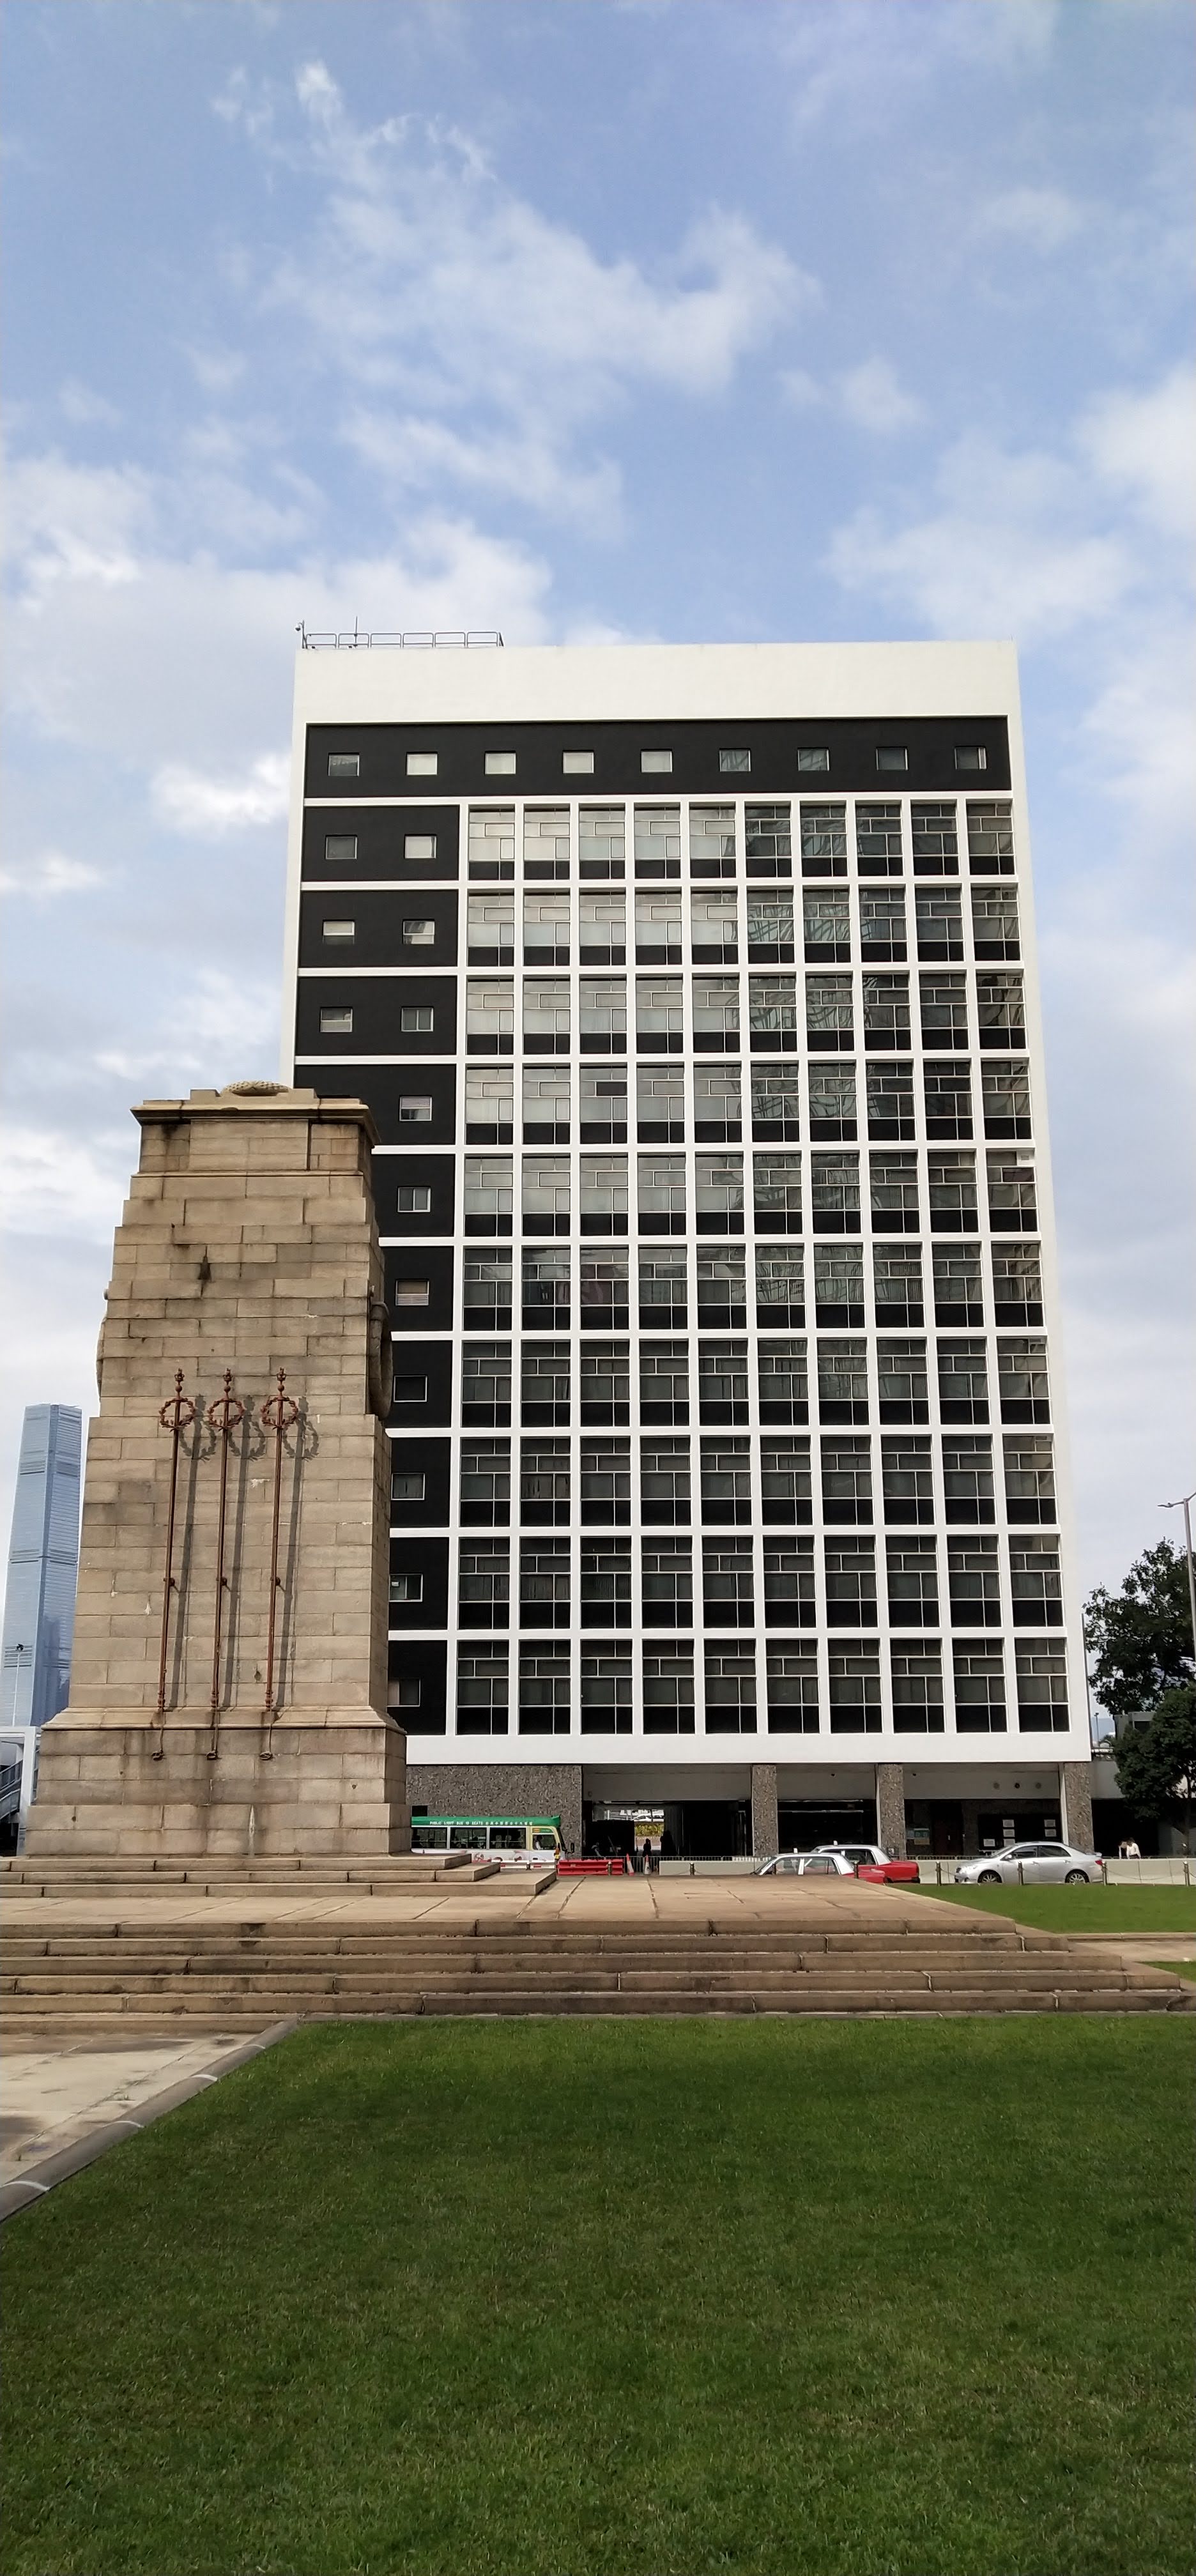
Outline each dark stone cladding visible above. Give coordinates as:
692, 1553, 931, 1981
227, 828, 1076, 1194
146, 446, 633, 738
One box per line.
305, 717, 1011, 801
406, 1760, 584, 1850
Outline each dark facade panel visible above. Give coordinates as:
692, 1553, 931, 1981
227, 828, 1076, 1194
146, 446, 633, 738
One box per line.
306, 718, 1011, 801
387, 1637, 448, 1731
301, 804, 459, 880
388, 1438, 451, 1526
383, 1244, 454, 1328
388, 1538, 450, 1628
388, 1340, 454, 1427
294, 975, 457, 1057
379, 1155, 455, 1238
298, 889, 458, 970
306, 1064, 457, 1146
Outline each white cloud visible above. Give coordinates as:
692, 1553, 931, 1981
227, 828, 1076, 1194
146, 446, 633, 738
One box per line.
779, 0, 1061, 130
977, 186, 1085, 253
93, 969, 280, 1091
342, 410, 622, 533
59, 380, 123, 427
0, 1124, 132, 1242
0, 848, 106, 898
151, 751, 289, 837
838, 359, 924, 434
1079, 365, 1196, 542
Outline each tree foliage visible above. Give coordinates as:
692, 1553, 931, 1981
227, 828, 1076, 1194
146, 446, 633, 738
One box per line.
1112, 1687, 1196, 1848
1083, 1540, 1194, 1719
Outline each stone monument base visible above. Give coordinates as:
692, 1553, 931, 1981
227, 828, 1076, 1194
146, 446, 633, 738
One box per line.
24, 1712, 408, 1861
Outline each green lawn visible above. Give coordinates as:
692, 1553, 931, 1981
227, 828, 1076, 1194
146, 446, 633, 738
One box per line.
912, 1883, 1196, 1933
3, 2021, 1193, 2576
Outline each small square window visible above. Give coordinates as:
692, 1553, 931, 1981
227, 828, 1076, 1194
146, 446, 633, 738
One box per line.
402, 917, 436, 946
404, 832, 436, 861
797, 748, 830, 774
399, 1094, 433, 1123
876, 747, 908, 773
393, 1374, 429, 1404
719, 747, 751, 775
393, 1278, 431, 1306
399, 1006, 434, 1032
325, 834, 358, 864
563, 750, 595, 776
397, 1186, 432, 1214
319, 1007, 353, 1033
328, 753, 360, 780
407, 752, 438, 778
395, 1677, 422, 1706
641, 749, 673, 775
954, 746, 988, 772
391, 1471, 426, 1499
321, 919, 355, 942
390, 1574, 424, 1602
486, 751, 517, 777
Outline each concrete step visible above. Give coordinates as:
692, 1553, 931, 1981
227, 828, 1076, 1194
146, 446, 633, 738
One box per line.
1, 1986, 1187, 2021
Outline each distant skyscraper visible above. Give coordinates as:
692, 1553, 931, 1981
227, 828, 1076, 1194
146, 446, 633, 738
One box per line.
1, 1406, 82, 1729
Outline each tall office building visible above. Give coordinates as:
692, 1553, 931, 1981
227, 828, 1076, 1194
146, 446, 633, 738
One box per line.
1, 1404, 82, 1731
284, 640, 1091, 1860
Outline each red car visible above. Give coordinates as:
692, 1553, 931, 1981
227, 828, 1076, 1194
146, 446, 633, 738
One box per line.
812, 1842, 921, 1886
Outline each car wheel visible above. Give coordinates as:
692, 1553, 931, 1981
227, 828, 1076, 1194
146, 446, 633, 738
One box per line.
1064, 1869, 1089, 1884
977, 1870, 1001, 1885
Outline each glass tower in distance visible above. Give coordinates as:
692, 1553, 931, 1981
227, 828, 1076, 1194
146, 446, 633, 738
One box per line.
1, 1405, 82, 1731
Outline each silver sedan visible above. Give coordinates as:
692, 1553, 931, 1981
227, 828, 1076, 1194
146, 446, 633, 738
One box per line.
955, 1840, 1105, 1886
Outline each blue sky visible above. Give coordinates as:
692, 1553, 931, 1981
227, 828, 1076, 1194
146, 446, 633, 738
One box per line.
2, 0, 1192, 1611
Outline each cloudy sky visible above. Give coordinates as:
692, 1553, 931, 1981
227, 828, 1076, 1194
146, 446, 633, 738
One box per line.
3, 0, 1192, 1618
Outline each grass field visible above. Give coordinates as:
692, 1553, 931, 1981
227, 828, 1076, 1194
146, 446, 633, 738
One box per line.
912, 1882, 1196, 1933
3, 2021, 1193, 2576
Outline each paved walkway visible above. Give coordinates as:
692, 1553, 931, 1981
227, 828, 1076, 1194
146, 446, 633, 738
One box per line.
0, 1873, 965, 1935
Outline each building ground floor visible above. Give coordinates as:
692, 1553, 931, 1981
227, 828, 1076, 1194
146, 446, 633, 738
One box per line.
406, 1756, 1098, 1862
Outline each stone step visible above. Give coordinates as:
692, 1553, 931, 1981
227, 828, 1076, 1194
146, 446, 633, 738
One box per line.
4, 1963, 1179, 2000
1, 1986, 1186, 2021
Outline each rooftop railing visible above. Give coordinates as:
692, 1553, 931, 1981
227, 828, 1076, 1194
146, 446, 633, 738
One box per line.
297, 624, 504, 650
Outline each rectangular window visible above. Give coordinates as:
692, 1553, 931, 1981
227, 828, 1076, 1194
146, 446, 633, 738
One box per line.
804, 892, 851, 963
392, 1278, 430, 1307
485, 750, 516, 777
807, 974, 854, 1052
692, 975, 740, 1049
998, 1337, 1050, 1423
459, 1442, 510, 1527
872, 1243, 924, 1327
749, 974, 799, 1051
580, 1345, 630, 1427
921, 972, 969, 1050
398, 1094, 433, 1123
887, 1540, 939, 1629
404, 832, 436, 862
468, 808, 516, 879
1004, 1435, 1056, 1524
392, 1376, 427, 1406
800, 804, 847, 877
977, 972, 1026, 1048
753, 1153, 802, 1232
391, 1471, 426, 1502
866, 1060, 914, 1142
859, 885, 907, 959
915, 885, 963, 958
321, 919, 355, 942
750, 1063, 802, 1139
641, 749, 673, 774
703, 1542, 755, 1626
719, 746, 751, 774
747, 894, 795, 960
760, 1438, 813, 1525
642, 1439, 692, 1525
639, 1250, 687, 1331
523, 891, 571, 964
967, 801, 1015, 874
991, 1241, 1043, 1326
744, 804, 792, 875
704, 1647, 758, 1733
756, 1247, 805, 1329
875, 747, 908, 773
855, 803, 903, 876
579, 1249, 627, 1330
458, 1545, 509, 1629
400, 1004, 434, 1034
402, 917, 436, 949
700, 1436, 751, 1524
519, 1541, 570, 1629
971, 884, 1020, 960
942, 1435, 995, 1524
767, 1646, 818, 1731
581, 1649, 632, 1733
877, 1338, 928, 1424
642, 1648, 694, 1733
827, 1645, 881, 1732
928, 1152, 978, 1232
954, 746, 988, 772
949, 1538, 1001, 1629
797, 747, 830, 773
579, 806, 625, 879
691, 889, 739, 958
758, 1338, 808, 1425
882, 1436, 933, 1524
694, 1154, 744, 1231
524, 806, 571, 875
821, 1438, 872, 1524
937, 1341, 988, 1424
1009, 1543, 1064, 1627
981, 1059, 1031, 1140
456, 1648, 508, 1735
813, 1243, 865, 1328
464, 1156, 512, 1234
325, 834, 358, 864
891, 1645, 944, 1733
694, 1062, 742, 1141
817, 1337, 868, 1424
521, 1441, 571, 1526
763, 1542, 815, 1628
406, 752, 438, 778
461, 1346, 512, 1427
641, 1542, 693, 1629
911, 803, 960, 875
870, 1153, 919, 1233
1015, 1641, 1069, 1731
463, 1255, 513, 1330
563, 749, 595, 776
319, 1008, 353, 1034
638, 1154, 686, 1232
580, 891, 627, 966
328, 753, 360, 780
698, 1340, 749, 1422
521, 1155, 571, 1234
697, 1246, 746, 1329
581, 1543, 632, 1629
953, 1642, 1006, 1733
639, 1341, 689, 1426
520, 1344, 571, 1427
636, 976, 684, 1051
690, 806, 737, 877
396, 1186, 432, 1216
933, 1243, 984, 1326
924, 1064, 973, 1141
862, 974, 910, 1050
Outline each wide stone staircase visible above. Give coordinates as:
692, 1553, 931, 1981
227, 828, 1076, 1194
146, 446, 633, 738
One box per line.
3, 1896, 1192, 2034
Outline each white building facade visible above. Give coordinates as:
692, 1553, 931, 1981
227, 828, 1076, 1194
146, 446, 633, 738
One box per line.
283, 639, 1093, 1862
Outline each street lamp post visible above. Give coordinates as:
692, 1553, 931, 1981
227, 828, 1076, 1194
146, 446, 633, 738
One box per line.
1160, 1489, 1196, 1671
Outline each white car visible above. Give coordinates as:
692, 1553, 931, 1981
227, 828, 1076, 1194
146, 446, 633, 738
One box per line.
954, 1840, 1105, 1887
756, 1851, 857, 1878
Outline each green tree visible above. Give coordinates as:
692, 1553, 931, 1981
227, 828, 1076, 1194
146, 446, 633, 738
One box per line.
1083, 1540, 1194, 1719
1112, 1687, 1196, 1853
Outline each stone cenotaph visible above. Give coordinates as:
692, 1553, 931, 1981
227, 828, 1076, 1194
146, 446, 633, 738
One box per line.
25, 1084, 408, 1858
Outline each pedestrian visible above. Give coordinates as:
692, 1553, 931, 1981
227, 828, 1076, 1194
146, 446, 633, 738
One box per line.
1124, 1837, 1140, 1860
